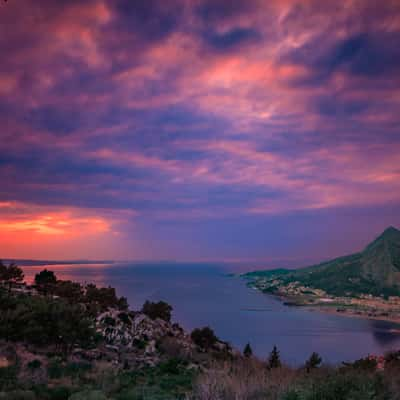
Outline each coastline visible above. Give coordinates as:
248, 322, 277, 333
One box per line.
249, 287, 400, 327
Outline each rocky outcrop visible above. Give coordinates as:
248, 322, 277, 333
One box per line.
94, 309, 234, 368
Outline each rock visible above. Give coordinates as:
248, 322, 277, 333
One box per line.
95, 307, 235, 369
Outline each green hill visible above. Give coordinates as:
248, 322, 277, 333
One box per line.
245, 226, 400, 297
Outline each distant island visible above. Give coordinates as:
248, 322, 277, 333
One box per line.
242, 226, 400, 323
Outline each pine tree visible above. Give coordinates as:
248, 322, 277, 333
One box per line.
0, 262, 24, 293
268, 345, 281, 369
305, 352, 322, 372
243, 342, 253, 357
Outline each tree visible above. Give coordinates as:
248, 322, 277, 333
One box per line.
268, 345, 281, 369
84, 284, 127, 311
305, 352, 322, 372
141, 300, 172, 322
0, 262, 24, 293
53, 280, 83, 303
0, 292, 97, 355
243, 342, 253, 358
191, 327, 218, 349
34, 269, 57, 295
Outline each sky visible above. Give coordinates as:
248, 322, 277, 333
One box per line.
0, 0, 399, 264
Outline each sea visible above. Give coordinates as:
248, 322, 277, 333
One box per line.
21, 262, 400, 366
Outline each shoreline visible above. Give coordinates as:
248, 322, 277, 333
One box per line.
260, 290, 400, 327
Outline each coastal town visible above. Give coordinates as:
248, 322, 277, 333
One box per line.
247, 276, 400, 324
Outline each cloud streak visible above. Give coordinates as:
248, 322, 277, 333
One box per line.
0, 0, 399, 259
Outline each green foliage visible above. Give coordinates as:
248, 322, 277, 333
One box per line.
27, 360, 42, 370
68, 390, 108, 400
243, 342, 253, 358
384, 350, 400, 368
268, 345, 281, 369
0, 365, 18, 391
305, 352, 322, 372
47, 359, 63, 379
103, 316, 116, 326
248, 226, 400, 297
342, 356, 378, 372
0, 262, 24, 291
141, 300, 172, 322
0, 291, 96, 354
191, 327, 218, 349
113, 362, 195, 400
53, 280, 83, 303
47, 360, 92, 380
281, 370, 386, 400
0, 390, 36, 400
32, 385, 71, 400
34, 269, 57, 295
85, 284, 128, 312
117, 312, 131, 325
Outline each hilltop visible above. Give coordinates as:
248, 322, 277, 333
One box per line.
243, 227, 400, 322
245, 226, 400, 297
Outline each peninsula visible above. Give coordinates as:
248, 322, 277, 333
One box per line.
242, 227, 400, 323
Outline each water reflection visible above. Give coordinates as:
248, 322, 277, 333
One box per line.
370, 320, 400, 346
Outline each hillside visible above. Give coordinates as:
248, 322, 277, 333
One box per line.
244, 226, 400, 297
1, 266, 400, 399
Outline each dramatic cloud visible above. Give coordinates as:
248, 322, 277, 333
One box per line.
0, 0, 399, 260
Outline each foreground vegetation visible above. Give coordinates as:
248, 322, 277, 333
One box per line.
1, 261, 400, 399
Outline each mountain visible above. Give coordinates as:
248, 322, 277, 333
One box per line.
245, 226, 400, 297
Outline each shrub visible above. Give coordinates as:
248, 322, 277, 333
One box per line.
141, 301, 172, 322
27, 360, 42, 370
84, 284, 127, 311
34, 269, 57, 295
117, 312, 131, 325
0, 390, 36, 400
191, 327, 218, 349
305, 352, 322, 372
53, 280, 83, 303
243, 343, 253, 358
268, 345, 281, 369
68, 390, 108, 400
0, 262, 24, 292
31, 385, 71, 400
0, 365, 18, 391
47, 359, 63, 379
0, 295, 97, 354
103, 316, 116, 326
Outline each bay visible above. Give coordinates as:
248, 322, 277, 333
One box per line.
21, 262, 400, 365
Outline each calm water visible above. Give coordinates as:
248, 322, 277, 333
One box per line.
22, 262, 400, 365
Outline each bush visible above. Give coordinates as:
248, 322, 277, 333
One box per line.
27, 360, 42, 370
34, 270, 57, 295
141, 301, 172, 322
68, 390, 108, 400
0, 365, 18, 391
0, 390, 36, 400
0, 294, 97, 354
305, 352, 322, 372
30, 385, 71, 400
191, 327, 218, 349
47, 359, 63, 379
117, 312, 131, 325
84, 284, 127, 311
296, 370, 385, 400
103, 316, 116, 326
